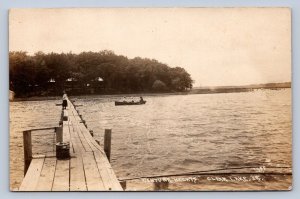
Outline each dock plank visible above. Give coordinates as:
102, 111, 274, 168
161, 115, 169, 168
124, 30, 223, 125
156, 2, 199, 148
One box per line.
19, 156, 45, 191
83, 152, 106, 191
36, 157, 56, 191
52, 159, 70, 191
74, 121, 99, 152
64, 120, 75, 155
68, 110, 104, 153
67, 108, 99, 152
71, 119, 93, 152
70, 155, 87, 191
77, 122, 104, 152
71, 109, 104, 154
67, 107, 92, 153
69, 121, 86, 154
63, 120, 70, 143
94, 152, 123, 191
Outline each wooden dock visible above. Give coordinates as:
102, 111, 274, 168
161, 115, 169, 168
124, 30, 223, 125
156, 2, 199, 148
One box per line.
19, 97, 123, 191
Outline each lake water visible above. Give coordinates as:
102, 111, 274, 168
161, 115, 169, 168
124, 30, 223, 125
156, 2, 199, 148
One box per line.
10, 89, 292, 190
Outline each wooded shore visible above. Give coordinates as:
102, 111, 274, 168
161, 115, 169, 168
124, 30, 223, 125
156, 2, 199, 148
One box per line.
11, 82, 291, 102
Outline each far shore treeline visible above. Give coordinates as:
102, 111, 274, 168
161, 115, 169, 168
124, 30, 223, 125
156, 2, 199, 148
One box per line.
9, 51, 193, 97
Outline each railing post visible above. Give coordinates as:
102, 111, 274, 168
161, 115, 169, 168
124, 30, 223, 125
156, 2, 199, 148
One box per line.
89, 130, 94, 137
63, 110, 68, 121
120, 181, 127, 190
153, 181, 169, 191
23, 130, 32, 176
82, 120, 87, 128
55, 127, 63, 142
104, 129, 112, 162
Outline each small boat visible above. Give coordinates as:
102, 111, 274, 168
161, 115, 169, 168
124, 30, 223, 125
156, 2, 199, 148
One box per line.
115, 100, 146, 106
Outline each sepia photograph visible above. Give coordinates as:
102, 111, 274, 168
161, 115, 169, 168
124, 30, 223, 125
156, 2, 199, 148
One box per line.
9, 8, 292, 191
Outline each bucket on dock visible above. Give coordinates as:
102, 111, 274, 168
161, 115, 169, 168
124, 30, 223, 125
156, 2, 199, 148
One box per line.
56, 142, 70, 160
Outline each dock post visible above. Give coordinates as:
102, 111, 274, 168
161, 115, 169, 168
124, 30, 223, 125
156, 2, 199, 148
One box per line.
63, 111, 68, 121
55, 127, 63, 142
81, 120, 87, 128
89, 130, 94, 137
120, 181, 127, 190
23, 130, 32, 176
153, 181, 169, 190
104, 129, 112, 162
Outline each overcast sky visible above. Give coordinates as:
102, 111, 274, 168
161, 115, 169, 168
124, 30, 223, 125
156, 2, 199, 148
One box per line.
9, 8, 291, 87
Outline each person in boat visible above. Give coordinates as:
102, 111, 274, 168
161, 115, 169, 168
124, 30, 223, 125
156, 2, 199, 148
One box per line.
140, 96, 144, 103
62, 92, 68, 110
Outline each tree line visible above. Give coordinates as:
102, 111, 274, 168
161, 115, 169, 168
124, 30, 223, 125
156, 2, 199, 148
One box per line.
9, 50, 193, 97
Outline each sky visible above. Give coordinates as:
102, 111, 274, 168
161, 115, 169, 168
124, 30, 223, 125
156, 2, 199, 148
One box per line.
9, 8, 291, 87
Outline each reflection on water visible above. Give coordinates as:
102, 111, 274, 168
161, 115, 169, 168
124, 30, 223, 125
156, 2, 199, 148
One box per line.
10, 89, 291, 190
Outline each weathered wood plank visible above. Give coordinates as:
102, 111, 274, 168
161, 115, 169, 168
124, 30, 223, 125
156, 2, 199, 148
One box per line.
82, 152, 106, 191
69, 121, 86, 154
63, 120, 70, 143
79, 124, 103, 151
94, 152, 123, 191
67, 107, 104, 153
20, 97, 122, 191
19, 156, 45, 191
63, 109, 68, 121
46, 151, 56, 157
67, 108, 93, 152
68, 111, 94, 152
73, 121, 96, 152
79, 128, 100, 152
52, 159, 70, 191
63, 120, 74, 155
35, 158, 56, 191
70, 155, 87, 191
75, 120, 104, 152
73, 123, 93, 152
69, 105, 83, 122
68, 107, 97, 153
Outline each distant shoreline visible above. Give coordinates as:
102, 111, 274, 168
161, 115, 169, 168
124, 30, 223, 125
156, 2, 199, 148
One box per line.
11, 91, 189, 102
11, 85, 291, 102
190, 82, 291, 95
